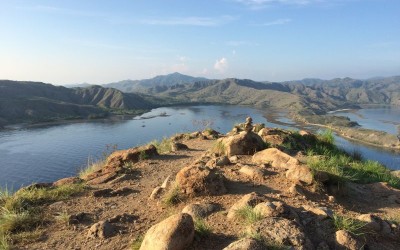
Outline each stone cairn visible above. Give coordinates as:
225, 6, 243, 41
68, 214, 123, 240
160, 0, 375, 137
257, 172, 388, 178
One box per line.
244, 117, 253, 132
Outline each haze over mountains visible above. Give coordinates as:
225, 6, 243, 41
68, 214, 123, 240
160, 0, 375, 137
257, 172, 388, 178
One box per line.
1, 73, 399, 127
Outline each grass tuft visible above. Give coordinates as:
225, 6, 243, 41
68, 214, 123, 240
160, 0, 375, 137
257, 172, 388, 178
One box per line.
79, 157, 106, 179
131, 235, 144, 250
0, 183, 85, 249
234, 205, 263, 225
150, 137, 173, 154
55, 211, 70, 226
211, 140, 226, 156
162, 185, 182, 206
332, 214, 368, 236
194, 218, 212, 238
0, 233, 10, 250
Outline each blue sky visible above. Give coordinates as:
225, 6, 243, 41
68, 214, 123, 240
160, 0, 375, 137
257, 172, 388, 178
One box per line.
0, 0, 399, 84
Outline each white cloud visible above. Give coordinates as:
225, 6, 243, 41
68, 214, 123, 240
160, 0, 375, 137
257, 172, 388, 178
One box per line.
140, 15, 236, 27
262, 18, 292, 26
214, 58, 228, 73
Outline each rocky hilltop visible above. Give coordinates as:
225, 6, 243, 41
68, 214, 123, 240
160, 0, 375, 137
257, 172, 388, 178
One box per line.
1, 118, 400, 249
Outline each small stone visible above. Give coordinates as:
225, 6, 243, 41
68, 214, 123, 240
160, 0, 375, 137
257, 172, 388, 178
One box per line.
229, 155, 239, 163
303, 205, 333, 219
181, 203, 219, 219
161, 175, 171, 189
239, 165, 264, 180
149, 186, 163, 200
216, 156, 230, 166
335, 230, 364, 250
171, 142, 189, 151
328, 196, 336, 203
87, 221, 116, 239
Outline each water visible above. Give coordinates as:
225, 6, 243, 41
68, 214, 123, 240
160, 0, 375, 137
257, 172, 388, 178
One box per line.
329, 106, 400, 135
0, 105, 399, 190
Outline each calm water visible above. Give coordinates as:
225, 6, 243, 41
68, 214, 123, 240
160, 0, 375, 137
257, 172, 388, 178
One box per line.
329, 107, 400, 135
0, 105, 399, 190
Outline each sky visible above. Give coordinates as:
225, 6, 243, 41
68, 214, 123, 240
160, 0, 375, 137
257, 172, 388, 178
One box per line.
0, 0, 399, 85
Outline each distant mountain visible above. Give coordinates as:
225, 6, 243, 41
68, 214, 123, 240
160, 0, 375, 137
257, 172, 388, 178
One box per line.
0, 81, 156, 126
103, 72, 210, 93
66, 83, 93, 88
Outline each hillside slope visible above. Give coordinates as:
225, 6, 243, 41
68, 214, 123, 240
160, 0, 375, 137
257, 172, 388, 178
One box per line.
0, 81, 155, 126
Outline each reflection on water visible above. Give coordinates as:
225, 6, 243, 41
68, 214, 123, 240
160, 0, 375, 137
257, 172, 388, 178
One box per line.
0, 105, 399, 190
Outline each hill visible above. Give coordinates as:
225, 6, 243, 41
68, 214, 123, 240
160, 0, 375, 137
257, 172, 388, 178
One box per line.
3, 123, 400, 249
0, 81, 156, 126
103, 72, 209, 93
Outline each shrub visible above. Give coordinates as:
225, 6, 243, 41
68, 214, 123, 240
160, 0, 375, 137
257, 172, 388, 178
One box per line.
211, 140, 226, 156
150, 137, 173, 154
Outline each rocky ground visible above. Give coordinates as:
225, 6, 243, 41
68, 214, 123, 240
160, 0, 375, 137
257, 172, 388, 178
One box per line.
12, 119, 400, 250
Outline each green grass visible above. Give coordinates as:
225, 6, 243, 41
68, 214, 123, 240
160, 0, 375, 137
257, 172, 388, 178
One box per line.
234, 206, 263, 225
150, 137, 173, 154
131, 235, 144, 250
194, 218, 212, 238
332, 214, 368, 236
0, 233, 10, 250
162, 185, 182, 206
0, 184, 85, 249
303, 129, 400, 189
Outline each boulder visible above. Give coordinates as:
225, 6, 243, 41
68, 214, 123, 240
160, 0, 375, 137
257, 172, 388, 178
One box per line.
176, 165, 226, 196
252, 148, 299, 169
181, 203, 219, 218
53, 177, 81, 187
222, 238, 264, 250
227, 192, 264, 220
335, 230, 364, 250
106, 144, 158, 167
219, 131, 265, 156
285, 165, 314, 184
247, 217, 312, 249
139, 213, 194, 250
87, 221, 116, 239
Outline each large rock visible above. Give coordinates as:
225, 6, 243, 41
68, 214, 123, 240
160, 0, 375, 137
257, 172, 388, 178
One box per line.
285, 165, 314, 184
219, 131, 265, 156
176, 165, 226, 196
252, 148, 299, 169
222, 238, 264, 250
335, 230, 364, 250
227, 192, 264, 220
140, 213, 194, 250
87, 221, 116, 239
247, 217, 312, 249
